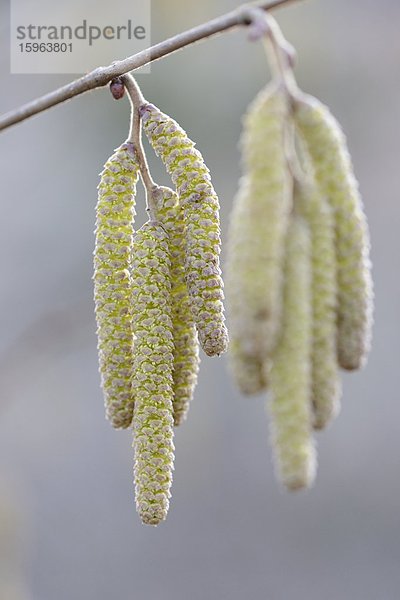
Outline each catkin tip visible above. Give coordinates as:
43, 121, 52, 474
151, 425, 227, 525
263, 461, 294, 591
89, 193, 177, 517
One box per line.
201, 327, 229, 357
228, 341, 269, 395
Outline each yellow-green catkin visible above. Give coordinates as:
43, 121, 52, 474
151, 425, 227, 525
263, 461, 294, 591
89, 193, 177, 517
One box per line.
225, 84, 292, 394
295, 172, 341, 430
140, 103, 228, 357
269, 214, 316, 491
131, 221, 175, 525
295, 94, 373, 371
94, 142, 139, 429
152, 185, 200, 426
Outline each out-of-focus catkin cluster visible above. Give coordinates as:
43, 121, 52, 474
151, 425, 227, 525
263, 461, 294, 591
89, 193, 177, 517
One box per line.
226, 65, 373, 489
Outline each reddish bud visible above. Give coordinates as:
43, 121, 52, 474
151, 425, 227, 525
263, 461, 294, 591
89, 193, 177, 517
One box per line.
110, 78, 125, 100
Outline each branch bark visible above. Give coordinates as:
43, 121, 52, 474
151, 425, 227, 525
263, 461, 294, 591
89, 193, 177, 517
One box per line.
0, 0, 301, 132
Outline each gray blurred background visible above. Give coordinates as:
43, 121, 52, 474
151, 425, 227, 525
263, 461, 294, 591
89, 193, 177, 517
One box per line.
0, 0, 399, 598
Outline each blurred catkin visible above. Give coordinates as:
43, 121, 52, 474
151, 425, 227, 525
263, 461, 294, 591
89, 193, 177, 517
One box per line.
295, 95, 373, 371
225, 84, 292, 394
152, 185, 200, 425
131, 221, 175, 525
295, 167, 341, 430
269, 214, 316, 491
140, 103, 228, 357
94, 143, 139, 429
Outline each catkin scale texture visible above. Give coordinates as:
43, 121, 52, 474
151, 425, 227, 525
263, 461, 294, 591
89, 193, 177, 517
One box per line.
295, 173, 341, 430
152, 186, 200, 425
94, 143, 139, 429
225, 85, 292, 394
295, 95, 373, 371
131, 222, 175, 525
140, 103, 228, 357
269, 215, 316, 491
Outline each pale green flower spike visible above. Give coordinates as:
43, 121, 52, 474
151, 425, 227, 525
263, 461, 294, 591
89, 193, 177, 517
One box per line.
269, 214, 316, 491
94, 142, 139, 429
152, 185, 200, 426
225, 84, 292, 394
140, 103, 228, 357
295, 171, 342, 430
295, 94, 373, 371
131, 221, 175, 526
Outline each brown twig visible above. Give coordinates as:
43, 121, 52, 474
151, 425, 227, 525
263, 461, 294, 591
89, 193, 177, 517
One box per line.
0, 0, 301, 132
122, 74, 158, 219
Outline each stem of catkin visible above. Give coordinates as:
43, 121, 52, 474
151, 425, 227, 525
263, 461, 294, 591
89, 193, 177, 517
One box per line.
122, 74, 158, 220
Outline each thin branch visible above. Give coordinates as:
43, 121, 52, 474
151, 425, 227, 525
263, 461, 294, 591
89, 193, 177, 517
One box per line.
124, 75, 146, 137
122, 74, 158, 219
0, 0, 301, 133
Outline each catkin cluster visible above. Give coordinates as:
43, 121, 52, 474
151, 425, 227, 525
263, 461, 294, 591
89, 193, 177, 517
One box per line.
94, 96, 226, 522
226, 84, 373, 490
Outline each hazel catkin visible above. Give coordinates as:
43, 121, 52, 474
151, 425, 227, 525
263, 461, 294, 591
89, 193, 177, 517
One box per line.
295, 171, 341, 430
269, 214, 316, 491
295, 94, 373, 371
94, 142, 139, 429
140, 103, 228, 357
225, 84, 292, 394
152, 185, 200, 426
131, 221, 175, 525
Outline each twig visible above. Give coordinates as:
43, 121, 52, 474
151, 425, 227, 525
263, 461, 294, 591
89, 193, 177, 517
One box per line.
0, 0, 301, 132
122, 74, 157, 219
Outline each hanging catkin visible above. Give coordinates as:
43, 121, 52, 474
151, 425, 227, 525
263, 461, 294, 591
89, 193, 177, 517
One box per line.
269, 213, 316, 491
226, 181, 268, 395
140, 103, 228, 357
152, 185, 200, 425
295, 94, 373, 371
94, 142, 139, 429
131, 221, 175, 526
295, 168, 341, 430
225, 84, 292, 394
